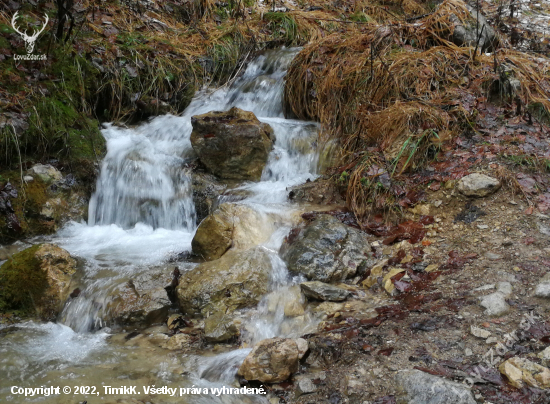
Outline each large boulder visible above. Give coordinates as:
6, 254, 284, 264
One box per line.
104, 270, 173, 325
176, 247, 272, 317
238, 337, 308, 383
191, 203, 276, 261
190, 107, 275, 181
0, 243, 77, 319
281, 215, 374, 283
395, 369, 476, 404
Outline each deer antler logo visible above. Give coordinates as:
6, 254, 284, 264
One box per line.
11, 11, 49, 54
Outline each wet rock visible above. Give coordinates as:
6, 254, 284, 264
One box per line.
534, 272, 550, 298
395, 369, 476, 404
0, 243, 77, 320
190, 107, 275, 181
163, 333, 193, 350
238, 337, 308, 383
479, 291, 510, 316
191, 203, 275, 261
204, 311, 241, 342
288, 177, 345, 205
167, 313, 191, 330
190, 171, 227, 224
29, 164, 63, 184
281, 214, 374, 283
177, 247, 272, 317
499, 357, 550, 389
282, 285, 306, 317
105, 270, 172, 325
449, 2, 497, 52
457, 173, 500, 197
300, 281, 351, 302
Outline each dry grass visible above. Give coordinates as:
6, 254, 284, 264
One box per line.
284, 0, 550, 220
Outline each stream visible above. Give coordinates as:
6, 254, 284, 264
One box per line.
0, 48, 325, 403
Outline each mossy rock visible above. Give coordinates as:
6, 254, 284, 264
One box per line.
0, 244, 77, 320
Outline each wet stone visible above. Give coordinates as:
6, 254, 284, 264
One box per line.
300, 281, 351, 302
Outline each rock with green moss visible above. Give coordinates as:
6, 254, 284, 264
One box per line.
0, 244, 77, 320
176, 247, 272, 317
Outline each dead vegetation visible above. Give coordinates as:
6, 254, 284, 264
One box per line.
284, 0, 550, 222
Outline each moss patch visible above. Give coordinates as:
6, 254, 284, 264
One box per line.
0, 245, 45, 316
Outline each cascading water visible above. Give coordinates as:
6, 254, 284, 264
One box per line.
0, 48, 324, 403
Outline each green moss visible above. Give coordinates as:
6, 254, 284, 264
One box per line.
0, 245, 45, 316
264, 12, 300, 45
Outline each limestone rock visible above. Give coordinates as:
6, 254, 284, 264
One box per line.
163, 333, 193, 350
0, 243, 77, 320
29, 164, 63, 184
105, 270, 172, 325
281, 215, 374, 283
177, 247, 272, 317
295, 378, 316, 397
479, 292, 510, 316
457, 173, 501, 197
191, 203, 275, 261
395, 369, 476, 404
204, 311, 241, 342
470, 325, 491, 339
499, 357, 550, 389
190, 107, 275, 181
300, 281, 351, 302
535, 272, 550, 298
238, 337, 307, 383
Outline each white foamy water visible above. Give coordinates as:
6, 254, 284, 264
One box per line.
2, 48, 324, 402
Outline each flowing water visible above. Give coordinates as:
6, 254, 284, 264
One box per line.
0, 48, 324, 403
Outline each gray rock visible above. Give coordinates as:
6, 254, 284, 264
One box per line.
450, 3, 497, 52
295, 378, 317, 397
104, 269, 172, 325
281, 215, 374, 283
29, 164, 63, 184
457, 173, 500, 197
190, 171, 227, 224
479, 292, 510, 316
300, 281, 351, 302
395, 369, 476, 404
496, 281, 512, 297
534, 272, 550, 298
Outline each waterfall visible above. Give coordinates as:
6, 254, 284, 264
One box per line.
1, 48, 322, 403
